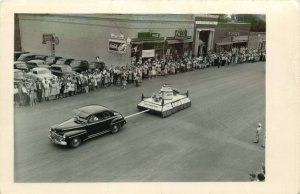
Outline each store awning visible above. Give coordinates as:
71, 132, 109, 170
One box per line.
167, 39, 193, 44
216, 42, 233, 46
216, 40, 249, 46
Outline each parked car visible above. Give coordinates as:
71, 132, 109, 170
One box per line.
49, 65, 76, 77
26, 67, 57, 81
27, 60, 50, 70
14, 69, 26, 84
89, 61, 105, 71
14, 51, 29, 61
55, 58, 74, 66
48, 105, 127, 148
69, 60, 89, 73
35, 55, 48, 60
17, 53, 37, 62
14, 61, 29, 72
45, 56, 62, 65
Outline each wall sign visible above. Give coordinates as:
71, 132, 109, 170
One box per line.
110, 33, 125, 40
175, 29, 188, 40
138, 32, 160, 39
108, 39, 127, 54
142, 49, 155, 58
227, 32, 240, 36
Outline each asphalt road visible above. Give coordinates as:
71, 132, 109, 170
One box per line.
14, 62, 265, 182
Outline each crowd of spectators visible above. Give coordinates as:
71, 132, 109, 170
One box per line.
14, 47, 266, 107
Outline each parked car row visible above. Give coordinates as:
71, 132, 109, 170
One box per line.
14, 51, 106, 76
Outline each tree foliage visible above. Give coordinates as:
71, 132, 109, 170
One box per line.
218, 14, 266, 32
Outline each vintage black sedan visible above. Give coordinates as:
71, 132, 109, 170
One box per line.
48, 105, 126, 148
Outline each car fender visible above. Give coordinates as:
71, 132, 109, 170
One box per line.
110, 116, 126, 126
64, 129, 87, 139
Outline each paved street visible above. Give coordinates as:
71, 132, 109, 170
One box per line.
14, 62, 265, 182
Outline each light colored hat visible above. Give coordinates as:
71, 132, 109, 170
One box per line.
258, 123, 262, 127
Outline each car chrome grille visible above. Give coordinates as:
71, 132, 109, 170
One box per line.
50, 131, 63, 141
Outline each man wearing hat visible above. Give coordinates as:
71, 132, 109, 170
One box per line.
253, 123, 262, 143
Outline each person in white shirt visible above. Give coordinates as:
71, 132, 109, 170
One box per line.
253, 123, 262, 143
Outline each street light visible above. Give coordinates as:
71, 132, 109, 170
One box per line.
126, 37, 132, 66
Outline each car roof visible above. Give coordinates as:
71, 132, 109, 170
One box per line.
20, 53, 36, 57
74, 59, 87, 62
51, 64, 69, 67
32, 67, 50, 71
77, 105, 110, 115
59, 58, 73, 60
14, 61, 26, 64
28, 60, 45, 63
14, 69, 22, 72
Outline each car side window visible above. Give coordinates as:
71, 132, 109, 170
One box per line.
102, 111, 111, 120
89, 115, 99, 123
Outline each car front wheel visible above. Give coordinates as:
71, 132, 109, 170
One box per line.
69, 137, 81, 148
110, 124, 120, 134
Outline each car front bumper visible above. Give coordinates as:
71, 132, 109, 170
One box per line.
48, 133, 67, 146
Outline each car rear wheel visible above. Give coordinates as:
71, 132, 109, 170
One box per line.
70, 137, 81, 148
110, 124, 120, 134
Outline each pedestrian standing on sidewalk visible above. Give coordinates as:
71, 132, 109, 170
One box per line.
253, 123, 262, 143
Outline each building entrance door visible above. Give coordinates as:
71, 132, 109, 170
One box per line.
194, 28, 215, 57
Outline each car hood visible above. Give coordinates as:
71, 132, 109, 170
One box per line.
52, 118, 84, 131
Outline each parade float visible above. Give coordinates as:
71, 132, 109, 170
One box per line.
137, 84, 191, 118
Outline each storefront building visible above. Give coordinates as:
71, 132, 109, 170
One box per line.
193, 15, 219, 57
214, 23, 251, 52
248, 32, 266, 51
16, 14, 195, 66
16, 14, 265, 66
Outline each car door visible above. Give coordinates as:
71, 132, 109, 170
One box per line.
86, 113, 105, 137
100, 111, 114, 131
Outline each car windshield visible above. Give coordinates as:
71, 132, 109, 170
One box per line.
70, 61, 80, 67
73, 109, 89, 123
45, 57, 55, 63
63, 66, 72, 71
56, 59, 66, 65
16, 63, 27, 68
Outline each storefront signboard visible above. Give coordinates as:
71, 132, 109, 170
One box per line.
227, 32, 240, 36
195, 21, 218, 25
232, 35, 249, 42
138, 32, 160, 39
142, 49, 155, 58
175, 29, 188, 40
108, 39, 127, 54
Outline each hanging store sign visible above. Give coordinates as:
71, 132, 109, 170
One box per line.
232, 35, 249, 42
175, 29, 188, 40
42, 33, 54, 44
195, 21, 218, 25
142, 49, 155, 58
108, 39, 127, 54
